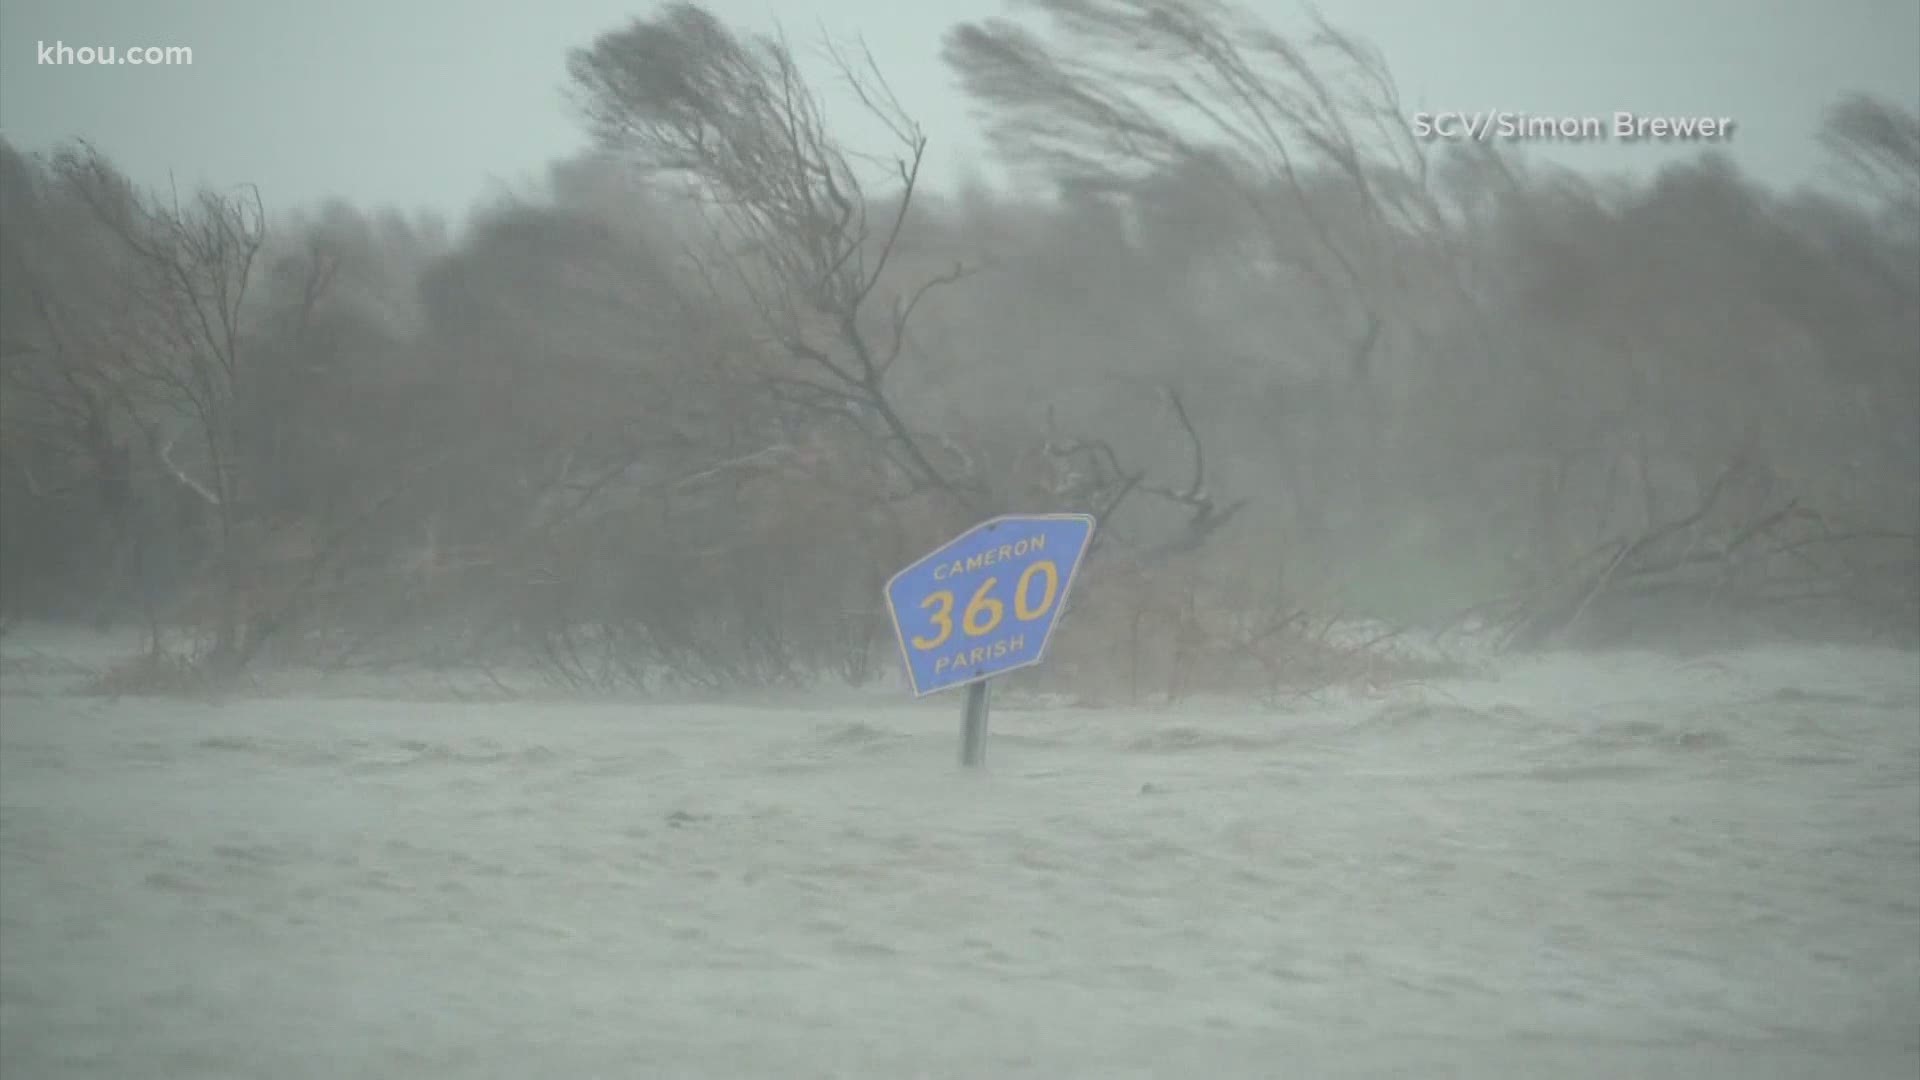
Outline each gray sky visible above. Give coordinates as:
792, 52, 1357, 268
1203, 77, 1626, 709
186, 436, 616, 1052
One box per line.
3, 0, 1916, 217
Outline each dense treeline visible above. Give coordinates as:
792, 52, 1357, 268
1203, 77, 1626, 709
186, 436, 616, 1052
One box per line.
2, 1, 1914, 696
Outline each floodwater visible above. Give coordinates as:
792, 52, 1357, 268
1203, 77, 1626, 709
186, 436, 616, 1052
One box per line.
3, 639, 1916, 1078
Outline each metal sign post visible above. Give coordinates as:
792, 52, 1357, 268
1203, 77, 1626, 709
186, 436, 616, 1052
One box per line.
883, 513, 1095, 769
961, 679, 990, 768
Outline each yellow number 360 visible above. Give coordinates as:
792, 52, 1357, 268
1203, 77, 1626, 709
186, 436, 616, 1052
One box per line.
908, 559, 1061, 651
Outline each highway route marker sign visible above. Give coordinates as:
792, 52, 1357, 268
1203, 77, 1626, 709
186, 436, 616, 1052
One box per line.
884, 513, 1096, 766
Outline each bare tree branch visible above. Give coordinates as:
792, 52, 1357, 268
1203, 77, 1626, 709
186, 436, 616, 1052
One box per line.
158, 438, 220, 506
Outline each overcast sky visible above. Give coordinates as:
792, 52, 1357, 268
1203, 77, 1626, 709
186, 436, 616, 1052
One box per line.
3, 0, 1916, 218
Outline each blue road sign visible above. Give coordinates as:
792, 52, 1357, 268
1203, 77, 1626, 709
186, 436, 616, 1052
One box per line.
884, 513, 1096, 697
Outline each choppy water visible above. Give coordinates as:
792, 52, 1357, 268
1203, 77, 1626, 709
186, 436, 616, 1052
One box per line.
2, 644, 1916, 1078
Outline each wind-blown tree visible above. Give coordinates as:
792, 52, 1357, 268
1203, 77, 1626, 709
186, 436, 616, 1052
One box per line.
945, 0, 1460, 391
944, 0, 1483, 572
32, 145, 277, 664
559, 4, 1262, 687
567, 3, 985, 516
21, 146, 432, 671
